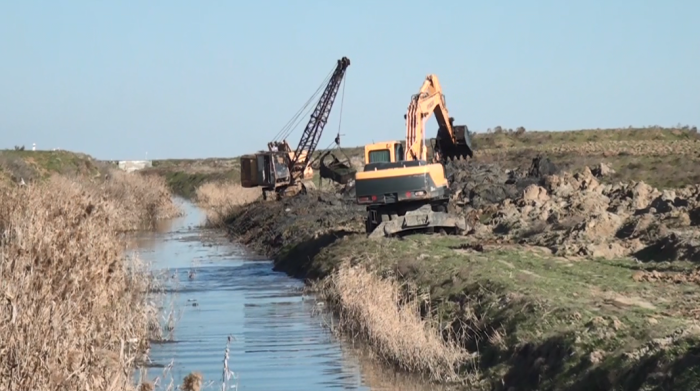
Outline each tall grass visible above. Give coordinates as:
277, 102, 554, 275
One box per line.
194, 182, 260, 227
102, 171, 183, 230
314, 263, 470, 384
0, 171, 180, 391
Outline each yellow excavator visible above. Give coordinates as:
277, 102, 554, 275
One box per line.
354, 74, 474, 237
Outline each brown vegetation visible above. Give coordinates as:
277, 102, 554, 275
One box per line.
314, 264, 470, 384
194, 182, 260, 227
102, 171, 183, 230
0, 170, 180, 390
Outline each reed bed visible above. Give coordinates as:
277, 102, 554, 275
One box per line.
0, 172, 180, 391
102, 171, 183, 230
194, 182, 260, 227
314, 263, 470, 383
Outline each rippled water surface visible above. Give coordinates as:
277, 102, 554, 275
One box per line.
131, 200, 449, 391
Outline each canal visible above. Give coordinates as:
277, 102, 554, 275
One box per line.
130, 200, 447, 391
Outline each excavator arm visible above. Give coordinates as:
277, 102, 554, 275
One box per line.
404, 74, 473, 164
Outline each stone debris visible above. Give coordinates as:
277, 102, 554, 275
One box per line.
446, 155, 700, 261
633, 268, 700, 285
592, 162, 616, 177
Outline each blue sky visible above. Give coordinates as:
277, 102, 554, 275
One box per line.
1, 1, 698, 160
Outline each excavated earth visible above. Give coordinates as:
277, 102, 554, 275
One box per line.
225, 188, 365, 277
229, 155, 700, 267
448, 156, 700, 263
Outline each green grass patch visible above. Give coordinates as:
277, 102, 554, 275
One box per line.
144, 169, 240, 199
476, 149, 700, 189
301, 235, 700, 390
151, 157, 241, 170
471, 126, 699, 150
0, 149, 108, 183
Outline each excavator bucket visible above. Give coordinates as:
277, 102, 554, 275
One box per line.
319, 151, 356, 185
367, 205, 469, 239
435, 124, 474, 162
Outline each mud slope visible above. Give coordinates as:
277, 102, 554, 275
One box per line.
224, 191, 365, 278
223, 157, 700, 390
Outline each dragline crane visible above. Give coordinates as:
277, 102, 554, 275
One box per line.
240, 57, 351, 200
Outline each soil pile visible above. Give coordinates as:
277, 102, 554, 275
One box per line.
633, 268, 700, 285
448, 156, 700, 261
446, 158, 546, 209
228, 154, 700, 263
225, 190, 365, 258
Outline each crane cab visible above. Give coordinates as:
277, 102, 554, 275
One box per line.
363, 141, 405, 164
240, 152, 292, 189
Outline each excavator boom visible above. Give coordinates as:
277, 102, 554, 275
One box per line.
404, 74, 473, 164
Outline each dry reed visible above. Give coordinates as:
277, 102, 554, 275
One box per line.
101, 171, 183, 231
194, 182, 260, 227
0, 171, 180, 391
314, 263, 470, 383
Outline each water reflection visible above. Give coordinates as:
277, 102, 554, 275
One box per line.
335, 342, 462, 391
133, 200, 453, 390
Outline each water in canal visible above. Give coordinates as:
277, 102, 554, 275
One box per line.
130, 200, 445, 391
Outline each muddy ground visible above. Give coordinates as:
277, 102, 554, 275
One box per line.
224, 156, 700, 390
231, 155, 700, 265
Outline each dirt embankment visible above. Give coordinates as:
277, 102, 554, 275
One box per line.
223, 153, 700, 390
226, 191, 365, 278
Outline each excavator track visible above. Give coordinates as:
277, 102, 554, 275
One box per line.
365, 203, 469, 239
367, 211, 469, 238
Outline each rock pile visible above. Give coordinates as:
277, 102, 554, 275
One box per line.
447, 156, 700, 261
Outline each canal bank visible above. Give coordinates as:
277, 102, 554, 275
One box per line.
221, 190, 700, 391
130, 200, 446, 391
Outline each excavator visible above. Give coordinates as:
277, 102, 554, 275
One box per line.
354, 74, 474, 237
240, 57, 351, 200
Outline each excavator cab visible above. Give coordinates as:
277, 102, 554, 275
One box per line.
363, 141, 404, 164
